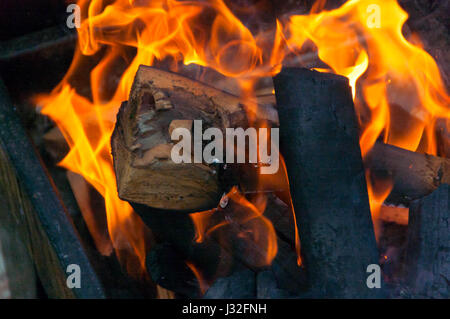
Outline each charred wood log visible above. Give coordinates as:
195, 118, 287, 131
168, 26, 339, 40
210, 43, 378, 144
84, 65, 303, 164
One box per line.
365, 141, 450, 206
132, 203, 235, 285
273, 67, 383, 298
204, 268, 256, 299
405, 184, 450, 298
147, 243, 202, 298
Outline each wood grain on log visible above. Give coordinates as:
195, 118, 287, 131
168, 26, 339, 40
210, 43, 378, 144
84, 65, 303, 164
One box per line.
112, 65, 279, 212
114, 67, 235, 212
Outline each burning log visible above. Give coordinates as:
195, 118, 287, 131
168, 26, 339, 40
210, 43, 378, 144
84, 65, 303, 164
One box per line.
111, 66, 296, 291
365, 141, 450, 205
273, 68, 383, 298
110, 66, 234, 281
112, 65, 277, 212
379, 204, 409, 226
405, 184, 450, 298
256, 270, 291, 299
147, 243, 202, 298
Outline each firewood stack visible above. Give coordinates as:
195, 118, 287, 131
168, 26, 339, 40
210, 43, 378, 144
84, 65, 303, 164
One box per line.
111, 66, 304, 298
109, 65, 449, 298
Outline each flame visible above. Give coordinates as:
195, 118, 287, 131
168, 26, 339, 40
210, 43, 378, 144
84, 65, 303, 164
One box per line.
365, 171, 393, 240
191, 186, 278, 268
186, 261, 209, 295
35, 0, 449, 278
288, 0, 449, 157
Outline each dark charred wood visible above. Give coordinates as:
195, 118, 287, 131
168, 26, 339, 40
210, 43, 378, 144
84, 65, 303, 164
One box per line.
256, 269, 291, 299
147, 243, 201, 298
204, 268, 256, 299
405, 184, 450, 298
273, 67, 383, 298
132, 202, 233, 283
135, 189, 305, 293
263, 194, 295, 244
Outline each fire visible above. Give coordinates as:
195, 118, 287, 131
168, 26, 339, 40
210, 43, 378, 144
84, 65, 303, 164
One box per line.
35, 0, 448, 279
191, 186, 277, 268
288, 0, 449, 157
186, 261, 209, 295
365, 172, 394, 240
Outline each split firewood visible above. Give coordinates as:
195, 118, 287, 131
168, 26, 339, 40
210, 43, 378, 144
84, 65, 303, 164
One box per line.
365, 141, 450, 206
111, 65, 278, 213
274, 67, 384, 298
405, 184, 449, 298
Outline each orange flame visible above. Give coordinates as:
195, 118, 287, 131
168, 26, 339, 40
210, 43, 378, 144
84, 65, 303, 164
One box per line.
35, 0, 449, 276
191, 186, 278, 268
288, 0, 449, 157
365, 171, 394, 240
186, 261, 210, 295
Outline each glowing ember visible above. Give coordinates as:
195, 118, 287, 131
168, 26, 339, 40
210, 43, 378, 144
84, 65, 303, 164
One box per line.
35, 0, 449, 277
